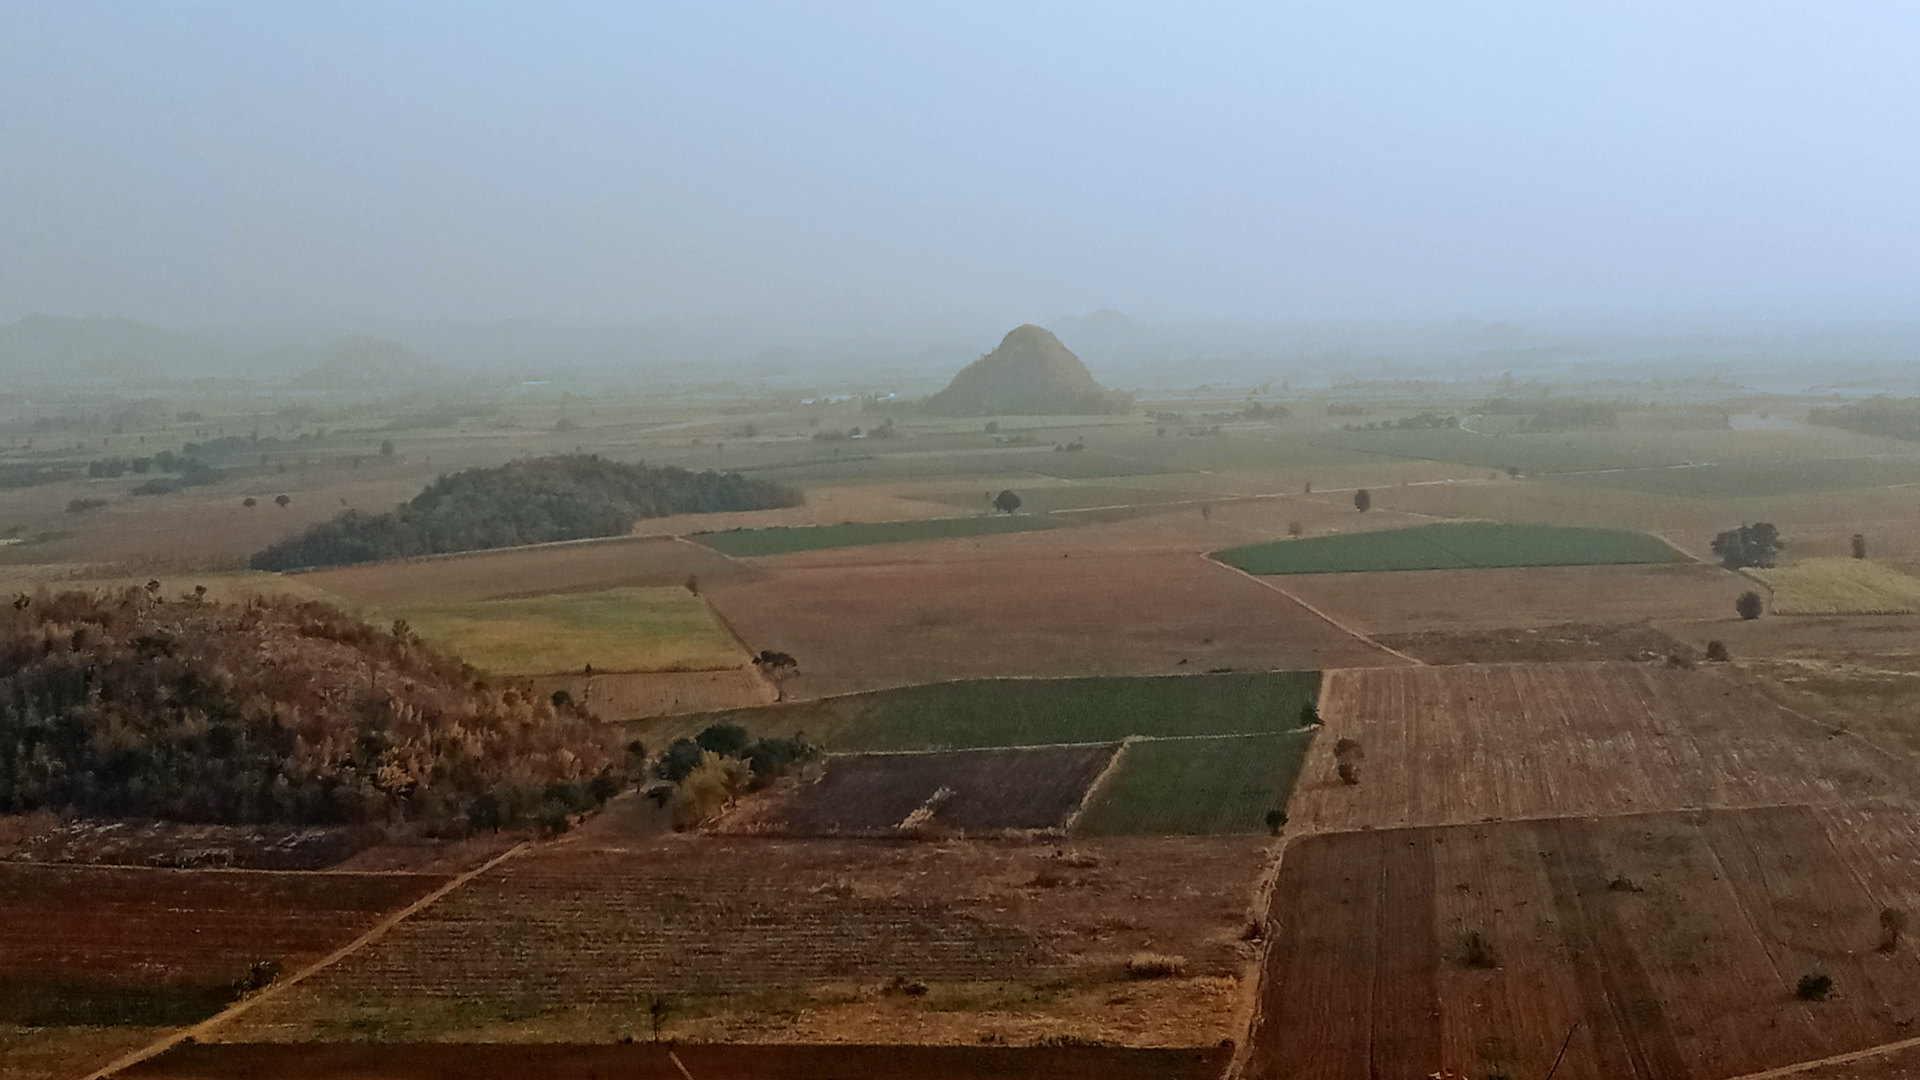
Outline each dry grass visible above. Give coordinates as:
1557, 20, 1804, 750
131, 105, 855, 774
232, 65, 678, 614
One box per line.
1754, 557, 1920, 615
387, 587, 746, 675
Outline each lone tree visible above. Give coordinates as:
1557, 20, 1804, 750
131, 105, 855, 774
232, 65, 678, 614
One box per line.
274, 494, 291, 508
1712, 522, 1783, 569
242, 496, 256, 508
1736, 590, 1765, 620
1853, 533, 1869, 560
992, 489, 1022, 514
380, 439, 395, 458
1353, 489, 1371, 512
753, 649, 799, 700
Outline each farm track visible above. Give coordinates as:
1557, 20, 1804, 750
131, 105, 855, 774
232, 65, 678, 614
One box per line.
1200, 553, 1422, 665
78, 843, 528, 1080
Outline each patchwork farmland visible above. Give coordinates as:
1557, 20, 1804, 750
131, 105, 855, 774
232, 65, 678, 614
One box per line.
1216, 521, 1687, 575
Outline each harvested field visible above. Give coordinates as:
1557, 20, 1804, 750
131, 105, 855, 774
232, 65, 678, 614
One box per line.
125, 1041, 1232, 1080
0, 1026, 171, 1080
1755, 558, 1920, 615
641, 671, 1320, 751
524, 668, 774, 721
1293, 662, 1918, 834
724, 745, 1118, 837
1375, 622, 1696, 664
1248, 807, 1920, 1080
695, 513, 1058, 557
703, 551, 1397, 697
386, 586, 744, 675
300, 535, 754, 607
1248, 563, 1747, 634
0, 864, 444, 1026
225, 835, 1269, 1047
1216, 521, 1684, 575
1074, 732, 1314, 836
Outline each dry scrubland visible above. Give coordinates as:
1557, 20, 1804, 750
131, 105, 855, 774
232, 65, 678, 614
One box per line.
221, 833, 1271, 1049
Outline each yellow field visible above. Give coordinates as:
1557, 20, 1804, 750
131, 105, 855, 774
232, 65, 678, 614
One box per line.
1753, 557, 1920, 615
385, 586, 747, 675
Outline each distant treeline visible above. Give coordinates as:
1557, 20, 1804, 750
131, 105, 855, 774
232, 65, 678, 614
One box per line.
250, 453, 801, 570
0, 589, 624, 830
1808, 397, 1920, 442
1480, 397, 1621, 430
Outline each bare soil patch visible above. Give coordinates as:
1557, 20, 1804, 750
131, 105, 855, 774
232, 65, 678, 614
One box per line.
224, 834, 1270, 1048
1294, 662, 1917, 834
705, 551, 1400, 697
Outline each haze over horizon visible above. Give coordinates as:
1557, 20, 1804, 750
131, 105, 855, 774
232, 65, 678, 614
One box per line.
6, 3, 1920, 334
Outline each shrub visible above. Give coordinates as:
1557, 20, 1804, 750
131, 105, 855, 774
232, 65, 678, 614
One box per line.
1125, 953, 1187, 979
1461, 931, 1497, 969
1795, 972, 1833, 1001
1336, 760, 1360, 786
1298, 701, 1320, 726
1353, 489, 1372, 512
1881, 908, 1908, 953
1736, 591, 1765, 620
1705, 640, 1730, 662
1264, 807, 1288, 836
233, 959, 282, 995
65, 497, 108, 514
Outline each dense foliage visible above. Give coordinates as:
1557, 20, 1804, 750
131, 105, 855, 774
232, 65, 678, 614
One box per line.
251, 454, 801, 570
0, 588, 623, 829
1712, 522, 1783, 570
1809, 397, 1920, 442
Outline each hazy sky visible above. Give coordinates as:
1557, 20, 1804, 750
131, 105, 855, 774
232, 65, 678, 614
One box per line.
5, 2, 1918, 327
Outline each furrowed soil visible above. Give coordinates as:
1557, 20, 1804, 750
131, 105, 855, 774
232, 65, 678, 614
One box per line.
1074, 732, 1316, 836
723, 744, 1119, 837
703, 549, 1399, 697
221, 834, 1271, 1048
1294, 662, 1917, 834
1374, 622, 1696, 664
123, 1041, 1233, 1080
1248, 807, 1920, 1080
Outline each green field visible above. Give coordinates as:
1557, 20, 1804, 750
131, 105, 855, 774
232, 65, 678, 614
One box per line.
636, 671, 1321, 751
694, 514, 1057, 557
1074, 731, 1316, 836
386, 586, 743, 675
1216, 521, 1685, 575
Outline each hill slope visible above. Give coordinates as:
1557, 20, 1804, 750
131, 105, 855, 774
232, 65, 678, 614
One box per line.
292, 335, 450, 389
923, 324, 1130, 416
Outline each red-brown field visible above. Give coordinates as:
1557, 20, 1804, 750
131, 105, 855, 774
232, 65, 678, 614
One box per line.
1277, 562, 1748, 635
1292, 662, 1916, 834
223, 833, 1270, 1048
122, 1041, 1232, 1080
722, 745, 1120, 837
1248, 806, 1920, 1080
704, 549, 1400, 697
0, 866, 444, 1007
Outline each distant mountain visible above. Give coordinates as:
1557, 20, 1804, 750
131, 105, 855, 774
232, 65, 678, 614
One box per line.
292, 336, 451, 389
0, 314, 232, 381
923, 325, 1131, 416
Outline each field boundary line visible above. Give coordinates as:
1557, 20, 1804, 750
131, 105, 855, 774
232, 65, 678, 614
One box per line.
1060, 738, 1132, 835
78, 840, 531, 1080
1724, 1032, 1920, 1079
1201, 553, 1423, 666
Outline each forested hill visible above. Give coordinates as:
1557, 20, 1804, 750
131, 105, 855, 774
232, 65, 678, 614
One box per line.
0, 588, 623, 829
251, 454, 800, 570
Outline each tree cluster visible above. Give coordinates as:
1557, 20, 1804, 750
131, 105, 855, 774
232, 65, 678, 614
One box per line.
1712, 522, 1783, 570
0, 588, 624, 831
250, 454, 801, 570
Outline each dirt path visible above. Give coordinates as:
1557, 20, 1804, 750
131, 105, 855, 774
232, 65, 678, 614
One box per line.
77, 842, 529, 1080
1201, 554, 1423, 666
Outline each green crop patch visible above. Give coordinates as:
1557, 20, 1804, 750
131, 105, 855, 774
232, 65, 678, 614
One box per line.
694, 514, 1057, 557
1074, 731, 1316, 836
1549, 456, 1920, 499
386, 586, 743, 675
641, 670, 1321, 752
1215, 522, 1685, 575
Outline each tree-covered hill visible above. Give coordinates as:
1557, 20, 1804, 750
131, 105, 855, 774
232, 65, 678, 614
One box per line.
0, 587, 624, 829
251, 454, 801, 570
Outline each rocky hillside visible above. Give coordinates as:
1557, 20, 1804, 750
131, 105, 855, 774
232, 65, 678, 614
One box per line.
923, 325, 1130, 416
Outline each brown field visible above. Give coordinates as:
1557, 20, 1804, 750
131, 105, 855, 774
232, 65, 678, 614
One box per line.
300, 534, 756, 607
223, 833, 1270, 1048
1247, 806, 1920, 1080
123, 1041, 1232, 1080
705, 549, 1400, 697
1292, 662, 1917, 834
1278, 562, 1747, 635
524, 667, 775, 720
0, 1026, 174, 1080
1374, 622, 1695, 664
722, 745, 1119, 837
